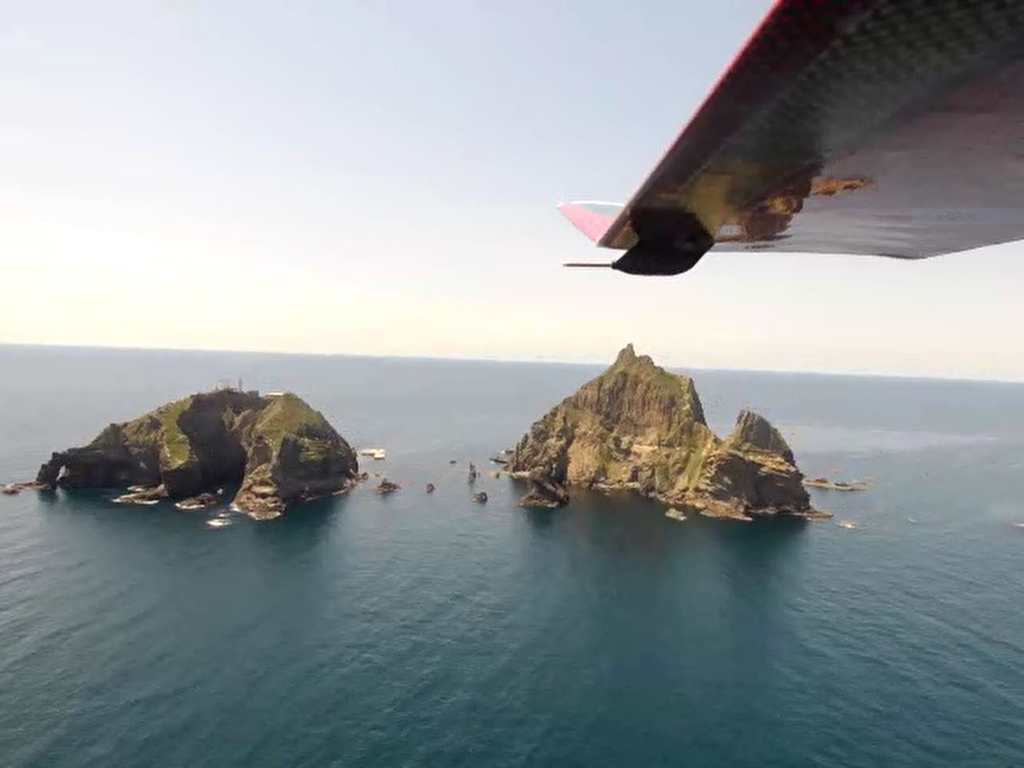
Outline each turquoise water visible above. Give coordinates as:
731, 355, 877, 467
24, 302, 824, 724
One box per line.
2, 345, 1023, 767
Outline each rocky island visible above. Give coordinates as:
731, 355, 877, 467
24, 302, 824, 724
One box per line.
30, 389, 359, 519
509, 345, 828, 521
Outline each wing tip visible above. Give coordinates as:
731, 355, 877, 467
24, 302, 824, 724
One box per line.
557, 201, 622, 244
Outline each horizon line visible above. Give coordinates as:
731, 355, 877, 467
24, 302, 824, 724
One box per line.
2, 340, 1022, 386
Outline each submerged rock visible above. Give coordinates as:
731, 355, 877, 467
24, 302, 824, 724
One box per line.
113, 484, 167, 505
3, 480, 51, 494
425, 482, 436, 494
30, 390, 358, 520
804, 477, 869, 491
375, 478, 400, 495
175, 492, 219, 511
467, 463, 478, 484
509, 344, 826, 521
489, 450, 513, 465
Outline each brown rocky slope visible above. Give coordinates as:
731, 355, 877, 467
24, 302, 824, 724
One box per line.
509, 345, 827, 521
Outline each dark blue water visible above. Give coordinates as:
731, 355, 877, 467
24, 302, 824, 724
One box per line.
2, 345, 1023, 767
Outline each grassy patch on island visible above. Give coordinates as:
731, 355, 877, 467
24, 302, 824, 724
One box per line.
155, 396, 194, 467
253, 393, 330, 453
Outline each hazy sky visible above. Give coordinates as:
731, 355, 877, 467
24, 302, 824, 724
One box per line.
3, 0, 1023, 380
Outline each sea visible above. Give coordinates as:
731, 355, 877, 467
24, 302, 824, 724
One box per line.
1, 344, 1023, 767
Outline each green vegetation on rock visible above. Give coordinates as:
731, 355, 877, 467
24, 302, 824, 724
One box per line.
252, 393, 329, 452
154, 396, 194, 468
297, 437, 333, 463
35, 389, 360, 520
510, 345, 825, 520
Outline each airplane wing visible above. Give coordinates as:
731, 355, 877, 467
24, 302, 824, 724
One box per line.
561, 0, 1024, 275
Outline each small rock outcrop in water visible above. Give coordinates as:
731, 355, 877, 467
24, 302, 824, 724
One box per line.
3, 480, 52, 494
804, 477, 869, 491
31, 390, 359, 520
490, 450, 513, 465
519, 468, 571, 509
467, 463, 478, 484
509, 345, 827, 521
425, 482, 436, 494
175, 492, 220, 511
472, 491, 488, 504
113, 485, 166, 505
375, 478, 400, 494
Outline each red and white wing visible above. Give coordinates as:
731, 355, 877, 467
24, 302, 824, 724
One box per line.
565, 0, 1024, 262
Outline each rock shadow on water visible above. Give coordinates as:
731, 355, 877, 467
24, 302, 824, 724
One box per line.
240, 493, 354, 564
251, 492, 349, 533
700, 511, 811, 546
521, 504, 558, 530
520, 485, 813, 560
545, 489, 681, 563
31, 486, 63, 509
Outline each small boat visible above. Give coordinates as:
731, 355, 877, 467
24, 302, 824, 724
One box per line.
358, 448, 386, 461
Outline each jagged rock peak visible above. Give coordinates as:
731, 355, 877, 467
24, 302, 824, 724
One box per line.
615, 343, 637, 364
727, 409, 795, 464
611, 343, 657, 371
596, 344, 706, 427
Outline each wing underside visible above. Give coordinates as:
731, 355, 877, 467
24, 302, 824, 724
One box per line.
595, 0, 1024, 261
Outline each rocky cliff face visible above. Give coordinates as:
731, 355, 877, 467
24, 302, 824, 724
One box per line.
35, 390, 359, 519
686, 409, 817, 520
509, 345, 824, 520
